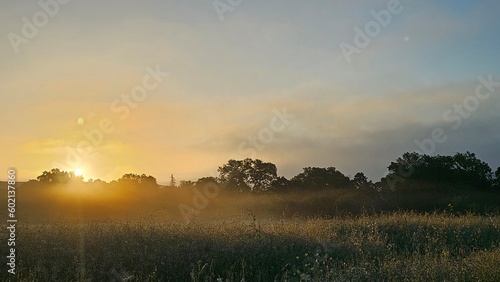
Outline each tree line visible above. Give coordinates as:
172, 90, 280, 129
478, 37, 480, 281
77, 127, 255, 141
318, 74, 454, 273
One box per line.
32, 151, 500, 193
19, 151, 500, 214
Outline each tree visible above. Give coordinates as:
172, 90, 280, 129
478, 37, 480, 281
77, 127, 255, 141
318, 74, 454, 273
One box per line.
87, 179, 106, 185
36, 168, 81, 184
290, 167, 351, 190
271, 176, 291, 192
386, 152, 428, 188
217, 158, 277, 192
196, 177, 218, 187
352, 172, 373, 190
452, 152, 493, 189
385, 151, 493, 191
246, 159, 278, 191
494, 167, 500, 189
218, 159, 247, 189
178, 180, 195, 189
117, 173, 158, 188
169, 174, 177, 187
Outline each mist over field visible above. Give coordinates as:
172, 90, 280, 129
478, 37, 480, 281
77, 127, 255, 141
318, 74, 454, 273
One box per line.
1, 177, 500, 281
1, 153, 500, 280
1, 151, 498, 223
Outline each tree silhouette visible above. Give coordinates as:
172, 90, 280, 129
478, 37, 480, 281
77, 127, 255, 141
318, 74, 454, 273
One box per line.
117, 173, 158, 188
217, 158, 277, 192
178, 180, 195, 188
36, 168, 81, 184
385, 151, 493, 191
352, 172, 373, 190
169, 174, 177, 187
271, 176, 291, 192
196, 177, 218, 187
494, 167, 500, 189
291, 167, 351, 190
452, 152, 493, 189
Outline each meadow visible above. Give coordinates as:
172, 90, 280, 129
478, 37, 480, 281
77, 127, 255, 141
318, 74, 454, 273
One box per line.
1, 212, 499, 281
1, 180, 500, 281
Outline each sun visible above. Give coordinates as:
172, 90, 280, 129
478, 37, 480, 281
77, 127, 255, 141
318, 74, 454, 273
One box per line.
74, 168, 83, 177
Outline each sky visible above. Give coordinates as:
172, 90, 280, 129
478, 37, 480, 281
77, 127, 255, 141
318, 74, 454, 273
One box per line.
1, 0, 499, 184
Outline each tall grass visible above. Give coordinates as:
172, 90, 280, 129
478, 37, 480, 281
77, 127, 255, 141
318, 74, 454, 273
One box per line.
1, 212, 499, 281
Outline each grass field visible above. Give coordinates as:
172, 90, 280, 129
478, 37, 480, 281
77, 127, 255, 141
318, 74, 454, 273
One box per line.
2, 212, 499, 281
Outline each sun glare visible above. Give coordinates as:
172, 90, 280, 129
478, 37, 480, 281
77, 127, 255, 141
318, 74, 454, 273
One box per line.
74, 168, 83, 177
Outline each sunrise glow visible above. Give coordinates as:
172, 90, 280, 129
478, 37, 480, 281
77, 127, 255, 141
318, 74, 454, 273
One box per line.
1, 0, 499, 184
74, 168, 83, 177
